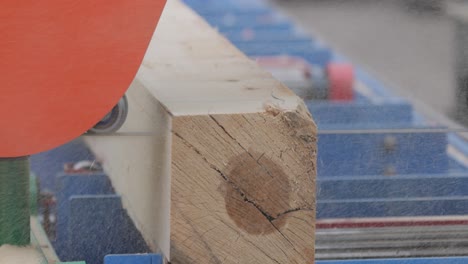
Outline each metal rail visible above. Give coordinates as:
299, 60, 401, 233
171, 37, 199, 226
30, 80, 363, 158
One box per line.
316, 224, 468, 260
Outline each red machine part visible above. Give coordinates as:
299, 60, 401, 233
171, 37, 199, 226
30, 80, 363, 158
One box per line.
327, 63, 355, 101
0, 0, 166, 157
256, 56, 355, 101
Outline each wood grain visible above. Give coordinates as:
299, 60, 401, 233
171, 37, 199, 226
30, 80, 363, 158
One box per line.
171, 106, 316, 263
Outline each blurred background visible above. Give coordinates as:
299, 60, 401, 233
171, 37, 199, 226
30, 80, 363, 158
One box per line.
270, 0, 464, 124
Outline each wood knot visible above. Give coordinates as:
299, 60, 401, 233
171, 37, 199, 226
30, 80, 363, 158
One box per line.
223, 151, 291, 235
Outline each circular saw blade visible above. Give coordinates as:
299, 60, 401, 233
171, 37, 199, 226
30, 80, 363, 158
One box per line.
0, 0, 166, 157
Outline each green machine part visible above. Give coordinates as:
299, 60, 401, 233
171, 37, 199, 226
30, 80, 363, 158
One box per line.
30, 172, 38, 216
0, 158, 85, 263
0, 157, 30, 246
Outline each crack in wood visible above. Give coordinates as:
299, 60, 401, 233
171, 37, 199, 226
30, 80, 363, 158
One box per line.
205, 116, 314, 221
208, 163, 276, 222
209, 115, 251, 154
175, 130, 307, 223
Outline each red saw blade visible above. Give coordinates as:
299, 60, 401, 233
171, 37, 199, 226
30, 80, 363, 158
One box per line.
0, 0, 166, 157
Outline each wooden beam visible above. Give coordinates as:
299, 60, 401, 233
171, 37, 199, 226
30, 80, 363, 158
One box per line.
85, 0, 317, 263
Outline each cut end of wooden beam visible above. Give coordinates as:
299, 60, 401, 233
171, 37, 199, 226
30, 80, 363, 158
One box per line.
171, 104, 316, 263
